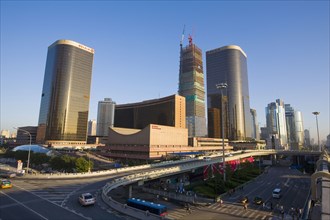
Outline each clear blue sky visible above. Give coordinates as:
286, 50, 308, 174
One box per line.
1, 1, 329, 143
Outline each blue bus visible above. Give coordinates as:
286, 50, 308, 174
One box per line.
127, 198, 167, 216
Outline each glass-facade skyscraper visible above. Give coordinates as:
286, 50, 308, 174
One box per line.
206, 45, 252, 141
265, 99, 288, 149
178, 38, 207, 137
97, 98, 116, 137
285, 104, 304, 149
37, 40, 94, 146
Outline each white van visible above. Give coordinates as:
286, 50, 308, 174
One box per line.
272, 188, 281, 198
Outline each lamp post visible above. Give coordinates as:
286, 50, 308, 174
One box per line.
312, 112, 320, 151
14, 127, 32, 174
87, 151, 91, 173
216, 82, 228, 182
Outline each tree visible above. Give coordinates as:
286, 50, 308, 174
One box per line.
75, 157, 93, 173
30, 153, 50, 166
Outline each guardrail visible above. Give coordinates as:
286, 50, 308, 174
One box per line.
16, 157, 198, 179
19, 149, 319, 179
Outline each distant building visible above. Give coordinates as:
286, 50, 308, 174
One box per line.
37, 40, 94, 147
97, 98, 116, 137
260, 127, 268, 141
16, 126, 38, 145
1, 130, 10, 138
326, 134, 330, 150
265, 99, 288, 149
114, 94, 186, 129
250, 109, 260, 140
87, 120, 97, 136
178, 37, 207, 137
285, 104, 304, 150
304, 129, 311, 147
206, 45, 252, 141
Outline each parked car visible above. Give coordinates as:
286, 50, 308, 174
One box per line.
253, 196, 263, 205
1, 179, 12, 189
0, 172, 16, 178
78, 193, 95, 206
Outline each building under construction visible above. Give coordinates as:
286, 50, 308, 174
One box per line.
178, 35, 207, 137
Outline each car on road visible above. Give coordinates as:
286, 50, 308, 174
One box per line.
78, 193, 95, 206
272, 188, 281, 198
239, 196, 249, 204
1, 179, 12, 189
253, 196, 263, 205
0, 172, 16, 178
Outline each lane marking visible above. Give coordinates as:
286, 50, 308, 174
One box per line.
12, 183, 90, 220
0, 190, 48, 220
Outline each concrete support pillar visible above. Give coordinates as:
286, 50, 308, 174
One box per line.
271, 154, 277, 165
128, 185, 132, 199
311, 171, 330, 200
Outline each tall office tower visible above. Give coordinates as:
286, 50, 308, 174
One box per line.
265, 99, 288, 149
87, 120, 97, 136
37, 40, 94, 146
206, 45, 252, 141
178, 36, 207, 137
285, 104, 304, 149
97, 98, 116, 137
304, 129, 311, 147
294, 111, 304, 147
260, 127, 269, 141
285, 104, 296, 146
250, 109, 260, 140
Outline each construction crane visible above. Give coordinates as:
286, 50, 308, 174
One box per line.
180, 25, 185, 50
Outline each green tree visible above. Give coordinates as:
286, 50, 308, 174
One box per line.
49, 155, 76, 172
75, 157, 93, 173
30, 153, 50, 166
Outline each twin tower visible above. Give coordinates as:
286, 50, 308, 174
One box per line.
37, 39, 252, 146
179, 40, 252, 141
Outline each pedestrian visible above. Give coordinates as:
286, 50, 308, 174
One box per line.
220, 199, 223, 207
299, 208, 302, 219
262, 202, 265, 209
243, 203, 247, 210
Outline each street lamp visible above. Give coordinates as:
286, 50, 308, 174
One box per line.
13, 127, 32, 174
87, 150, 91, 173
216, 82, 228, 182
312, 112, 320, 151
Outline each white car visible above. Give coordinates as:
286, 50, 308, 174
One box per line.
78, 193, 96, 206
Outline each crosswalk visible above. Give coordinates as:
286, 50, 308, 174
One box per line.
167, 206, 197, 219
168, 202, 272, 220
12, 179, 88, 206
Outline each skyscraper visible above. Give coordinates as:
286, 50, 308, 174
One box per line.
206, 45, 252, 141
285, 104, 304, 149
178, 36, 207, 137
88, 120, 97, 136
97, 98, 116, 137
250, 109, 260, 140
304, 129, 311, 147
37, 40, 94, 146
265, 99, 288, 149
